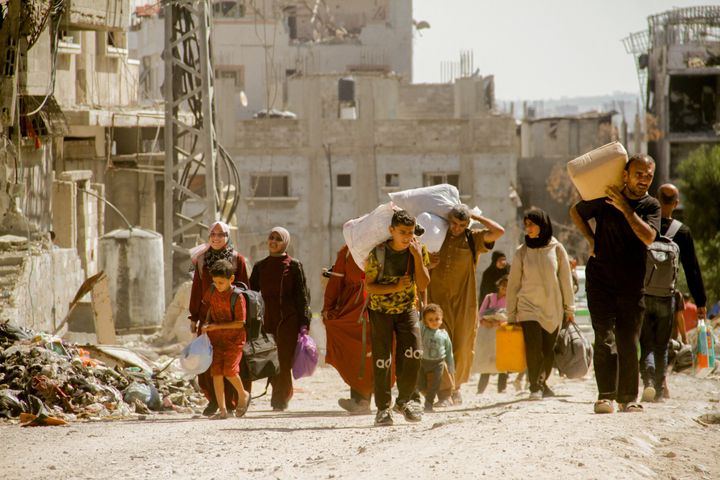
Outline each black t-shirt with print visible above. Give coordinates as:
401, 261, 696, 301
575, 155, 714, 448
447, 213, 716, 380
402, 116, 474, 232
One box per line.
383, 242, 412, 278
575, 194, 661, 293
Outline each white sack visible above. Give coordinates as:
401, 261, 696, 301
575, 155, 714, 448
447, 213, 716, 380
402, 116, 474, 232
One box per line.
343, 202, 395, 268
567, 141, 628, 201
416, 212, 448, 253
389, 184, 460, 218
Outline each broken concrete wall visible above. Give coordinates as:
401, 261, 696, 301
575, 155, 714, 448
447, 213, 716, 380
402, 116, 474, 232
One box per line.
398, 84, 455, 119
0, 246, 84, 333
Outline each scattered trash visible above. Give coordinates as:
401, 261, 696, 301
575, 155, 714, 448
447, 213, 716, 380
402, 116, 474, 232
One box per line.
0, 320, 206, 424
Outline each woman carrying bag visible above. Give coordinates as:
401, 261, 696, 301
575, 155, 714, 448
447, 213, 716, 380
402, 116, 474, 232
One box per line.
506, 209, 575, 400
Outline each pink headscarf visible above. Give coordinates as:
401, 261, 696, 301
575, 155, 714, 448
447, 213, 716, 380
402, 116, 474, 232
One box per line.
190, 221, 231, 263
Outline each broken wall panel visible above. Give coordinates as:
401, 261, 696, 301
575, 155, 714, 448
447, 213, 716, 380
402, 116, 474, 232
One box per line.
64, 0, 130, 31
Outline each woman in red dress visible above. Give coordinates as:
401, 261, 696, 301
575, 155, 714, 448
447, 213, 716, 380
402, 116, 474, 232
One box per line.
250, 227, 312, 411
322, 245, 373, 413
188, 221, 250, 416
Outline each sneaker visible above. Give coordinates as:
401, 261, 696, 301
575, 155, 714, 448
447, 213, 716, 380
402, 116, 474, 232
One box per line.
451, 390, 463, 405
529, 390, 543, 401
202, 400, 218, 417
641, 386, 656, 402
400, 401, 423, 422
338, 398, 371, 415
433, 398, 452, 408
593, 399, 614, 414
374, 408, 393, 426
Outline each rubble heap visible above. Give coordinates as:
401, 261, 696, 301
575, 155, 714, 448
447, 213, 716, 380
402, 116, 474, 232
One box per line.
0, 321, 206, 423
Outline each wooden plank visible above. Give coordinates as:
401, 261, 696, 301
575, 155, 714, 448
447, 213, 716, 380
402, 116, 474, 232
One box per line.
91, 273, 116, 344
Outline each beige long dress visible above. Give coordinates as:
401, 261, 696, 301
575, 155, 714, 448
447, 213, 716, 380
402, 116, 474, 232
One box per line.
428, 229, 490, 386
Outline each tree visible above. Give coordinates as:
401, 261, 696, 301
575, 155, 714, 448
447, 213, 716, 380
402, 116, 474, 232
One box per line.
677, 145, 720, 306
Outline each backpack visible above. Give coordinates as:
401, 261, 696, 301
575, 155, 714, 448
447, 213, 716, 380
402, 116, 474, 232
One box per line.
206, 282, 263, 333
644, 220, 681, 297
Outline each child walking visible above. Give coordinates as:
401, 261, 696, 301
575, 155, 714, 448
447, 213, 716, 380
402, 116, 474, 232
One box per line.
201, 259, 251, 419
477, 275, 511, 393
418, 304, 455, 412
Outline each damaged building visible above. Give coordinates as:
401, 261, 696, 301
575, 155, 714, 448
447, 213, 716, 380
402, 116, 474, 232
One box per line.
518, 111, 617, 259
624, 5, 720, 186
232, 73, 520, 305
0, 0, 169, 331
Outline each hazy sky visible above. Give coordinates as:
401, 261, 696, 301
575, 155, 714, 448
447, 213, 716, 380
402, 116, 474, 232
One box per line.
412, 0, 712, 100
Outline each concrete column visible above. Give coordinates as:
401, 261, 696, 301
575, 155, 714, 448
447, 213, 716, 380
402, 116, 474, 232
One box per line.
52, 180, 77, 250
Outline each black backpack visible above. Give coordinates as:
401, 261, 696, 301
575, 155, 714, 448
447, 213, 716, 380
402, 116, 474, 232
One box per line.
206, 283, 279, 394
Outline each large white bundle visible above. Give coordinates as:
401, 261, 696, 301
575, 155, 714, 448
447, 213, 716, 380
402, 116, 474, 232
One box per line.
416, 212, 448, 253
567, 141, 628, 201
389, 184, 460, 218
343, 202, 395, 268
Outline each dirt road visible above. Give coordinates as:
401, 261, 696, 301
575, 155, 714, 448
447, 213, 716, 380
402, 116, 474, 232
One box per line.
2, 366, 720, 479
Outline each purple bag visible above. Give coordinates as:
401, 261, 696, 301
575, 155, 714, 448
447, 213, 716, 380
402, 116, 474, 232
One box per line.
292, 326, 319, 379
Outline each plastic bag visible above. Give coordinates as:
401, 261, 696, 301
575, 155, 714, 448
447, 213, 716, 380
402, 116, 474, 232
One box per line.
122, 382, 162, 411
292, 327, 319, 380
416, 212, 448, 252
473, 326, 498, 374
389, 184, 460, 218
695, 319, 716, 377
343, 202, 395, 268
179, 333, 213, 375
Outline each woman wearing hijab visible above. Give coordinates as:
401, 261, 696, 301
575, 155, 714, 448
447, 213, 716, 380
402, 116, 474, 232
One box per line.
506, 209, 575, 400
250, 226, 312, 411
479, 250, 510, 303
188, 221, 250, 416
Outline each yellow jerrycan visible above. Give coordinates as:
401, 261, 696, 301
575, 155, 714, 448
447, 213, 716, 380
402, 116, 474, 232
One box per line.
495, 323, 527, 372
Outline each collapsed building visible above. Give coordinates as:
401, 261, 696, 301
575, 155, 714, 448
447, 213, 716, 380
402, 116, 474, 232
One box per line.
0, 0, 168, 331
624, 5, 720, 187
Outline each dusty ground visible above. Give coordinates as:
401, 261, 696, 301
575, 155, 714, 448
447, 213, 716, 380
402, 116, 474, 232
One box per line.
2, 365, 720, 480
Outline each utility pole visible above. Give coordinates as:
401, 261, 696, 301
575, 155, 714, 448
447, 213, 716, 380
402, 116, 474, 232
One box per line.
163, 0, 219, 305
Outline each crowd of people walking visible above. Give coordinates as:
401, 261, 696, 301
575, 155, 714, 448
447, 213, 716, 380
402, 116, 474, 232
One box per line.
188, 153, 708, 425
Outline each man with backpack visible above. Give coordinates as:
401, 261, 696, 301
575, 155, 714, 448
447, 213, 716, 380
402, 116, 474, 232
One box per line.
427, 204, 505, 404
640, 183, 707, 402
570, 154, 661, 414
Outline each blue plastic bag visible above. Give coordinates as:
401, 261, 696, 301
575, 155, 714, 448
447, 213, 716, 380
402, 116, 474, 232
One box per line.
180, 333, 213, 375
292, 327, 318, 379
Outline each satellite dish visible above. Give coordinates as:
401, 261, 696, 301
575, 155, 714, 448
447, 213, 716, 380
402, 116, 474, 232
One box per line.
413, 20, 431, 30
240, 91, 248, 107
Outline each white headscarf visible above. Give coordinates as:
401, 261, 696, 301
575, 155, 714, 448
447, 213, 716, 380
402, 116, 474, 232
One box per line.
190, 221, 231, 263
270, 226, 291, 252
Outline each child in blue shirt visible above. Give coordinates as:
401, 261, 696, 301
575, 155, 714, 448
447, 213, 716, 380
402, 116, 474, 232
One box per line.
418, 304, 455, 412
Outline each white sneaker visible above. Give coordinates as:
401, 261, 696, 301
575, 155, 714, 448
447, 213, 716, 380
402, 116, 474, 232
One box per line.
529, 390, 542, 401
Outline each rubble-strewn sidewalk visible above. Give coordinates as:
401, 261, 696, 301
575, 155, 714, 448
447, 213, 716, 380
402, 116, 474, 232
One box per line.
0, 322, 205, 424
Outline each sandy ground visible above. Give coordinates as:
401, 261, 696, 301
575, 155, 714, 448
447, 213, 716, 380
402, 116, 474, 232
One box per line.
2, 365, 720, 480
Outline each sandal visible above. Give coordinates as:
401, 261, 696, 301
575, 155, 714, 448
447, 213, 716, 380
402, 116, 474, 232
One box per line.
618, 402, 643, 413
235, 395, 251, 418
593, 399, 614, 414
210, 410, 228, 420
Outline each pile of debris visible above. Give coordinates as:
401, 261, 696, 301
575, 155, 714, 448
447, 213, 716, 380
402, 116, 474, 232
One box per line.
0, 321, 206, 425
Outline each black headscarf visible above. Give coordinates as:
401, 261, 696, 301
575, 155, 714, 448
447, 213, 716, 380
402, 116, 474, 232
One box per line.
524, 208, 553, 249
479, 250, 509, 300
